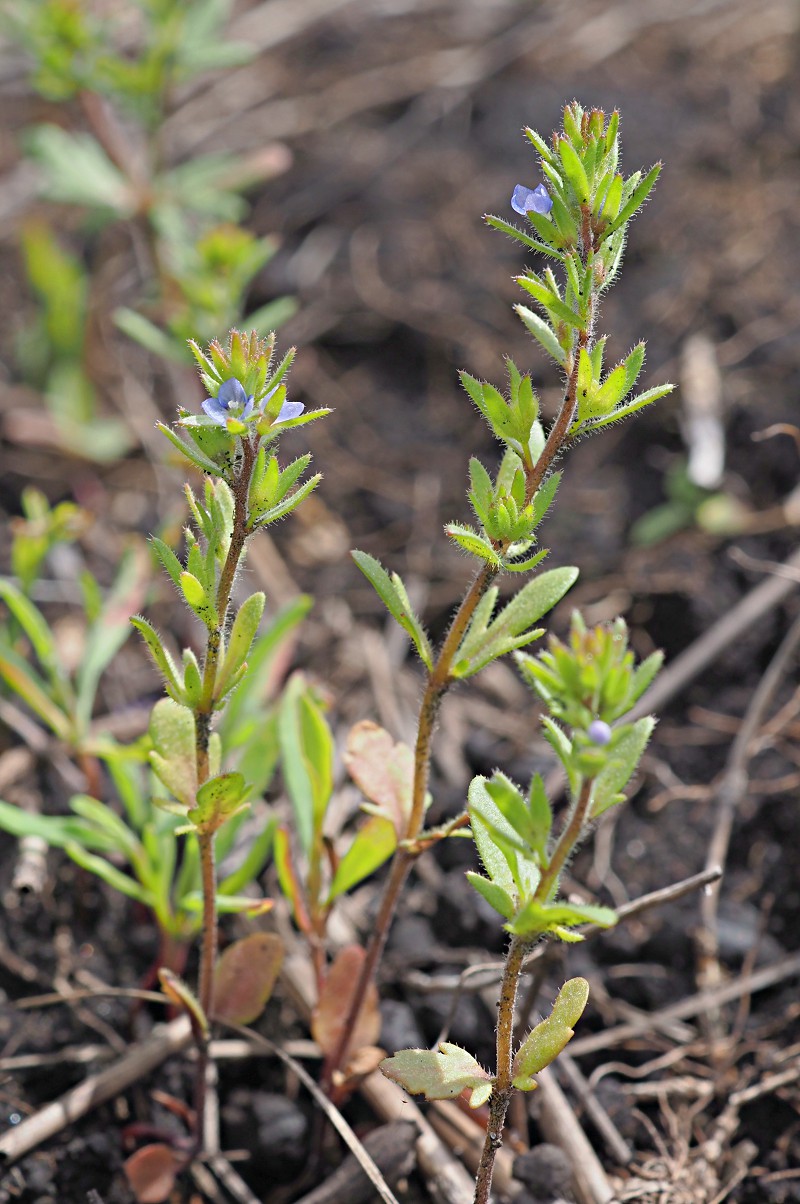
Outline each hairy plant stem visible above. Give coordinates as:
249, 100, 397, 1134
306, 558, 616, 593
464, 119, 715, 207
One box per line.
325, 259, 598, 1090
191, 437, 256, 1152
473, 934, 527, 1204
473, 773, 596, 1198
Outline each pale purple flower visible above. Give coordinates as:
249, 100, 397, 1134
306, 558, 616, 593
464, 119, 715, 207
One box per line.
274, 400, 304, 423
587, 719, 612, 746
202, 378, 254, 425
511, 183, 553, 217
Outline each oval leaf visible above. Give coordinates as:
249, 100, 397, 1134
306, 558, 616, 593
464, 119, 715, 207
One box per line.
124, 1143, 179, 1204
380, 1042, 491, 1103
213, 932, 284, 1025
312, 944, 381, 1061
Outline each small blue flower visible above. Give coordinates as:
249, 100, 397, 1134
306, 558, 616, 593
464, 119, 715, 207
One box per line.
511, 183, 553, 217
275, 400, 305, 423
587, 719, 612, 746
202, 377, 254, 425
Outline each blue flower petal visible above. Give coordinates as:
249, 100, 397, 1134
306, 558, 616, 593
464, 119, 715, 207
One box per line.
276, 401, 304, 422
202, 398, 230, 425
217, 378, 248, 411
511, 183, 553, 217
587, 720, 612, 746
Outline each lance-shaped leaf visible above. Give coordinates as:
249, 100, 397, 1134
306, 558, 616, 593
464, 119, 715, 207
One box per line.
215, 591, 265, 701
188, 772, 251, 835
380, 1043, 492, 1108
213, 932, 284, 1025
445, 523, 502, 568
581, 383, 675, 433
252, 474, 322, 527
343, 720, 414, 838
279, 675, 333, 856
157, 422, 222, 476
558, 139, 590, 204
328, 814, 397, 901
453, 566, 578, 679
599, 162, 662, 241
483, 214, 564, 261
130, 616, 183, 702
0, 645, 71, 739
507, 898, 617, 940
273, 825, 311, 933
468, 774, 538, 899
312, 945, 381, 1064
512, 978, 589, 1090
590, 717, 655, 818
351, 551, 433, 668
514, 305, 567, 367
158, 968, 209, 1040
466, 871, 515, 920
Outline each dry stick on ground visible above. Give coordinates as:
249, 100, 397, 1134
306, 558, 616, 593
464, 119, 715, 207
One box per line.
220, 1023, 402, 1204
627, 546, 800, 722
696, 611, 800, 1023
0, 1016, 193, 1164
568, 949, 800, 1059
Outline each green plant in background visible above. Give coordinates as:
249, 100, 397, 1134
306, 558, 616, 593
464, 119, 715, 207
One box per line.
0, 596, 310, 970
6, 0, 294, 456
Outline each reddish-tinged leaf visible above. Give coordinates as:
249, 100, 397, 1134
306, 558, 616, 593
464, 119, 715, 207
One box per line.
124, 1143, 179, 1204
312, 944, 381, 1060
274, 825, 311, 932
344, 721, 413, 837
158, 968, 208, 1039
213, 933, 284, 1025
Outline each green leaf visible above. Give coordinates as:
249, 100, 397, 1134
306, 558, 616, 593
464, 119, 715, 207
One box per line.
328, 815, 397, 901
188, 773, 251, 834
151, 537, 184, 591
380, 1042, 492, 1107
76, 546, 146, 731
149, 699, 196, 808
483, 214, 563, 261
65, 842, 152, 906
218, 814, 277, 897
114, 308, 186, 364
444, 524, 502, 568
590, 717, 655, 818
351, 551, 433, 667
468, 775, 528, 896
0, 579, 63, 685
466, 871, 515, 920
157, 422, 223, 476
0, 645, 71, 739
279, 675, 333, 857
252, 473, 322, 526
527, 773, 552, 863
216, 592, 265, 701
507, 899, 617, 939
627, 651, 663, 710
599, 162, 662, 241
453, 566, 578, 679
130, 616, 183, 701
512, 977, 589, 1089
26, 125, 134, 214
514, 305, 567, 367
558, 138, 590, 203
0, 798, 111, 851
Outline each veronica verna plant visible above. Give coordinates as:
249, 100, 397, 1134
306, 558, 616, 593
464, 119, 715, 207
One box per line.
129, 329, 329, 1162
305, 102, 673, 1202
